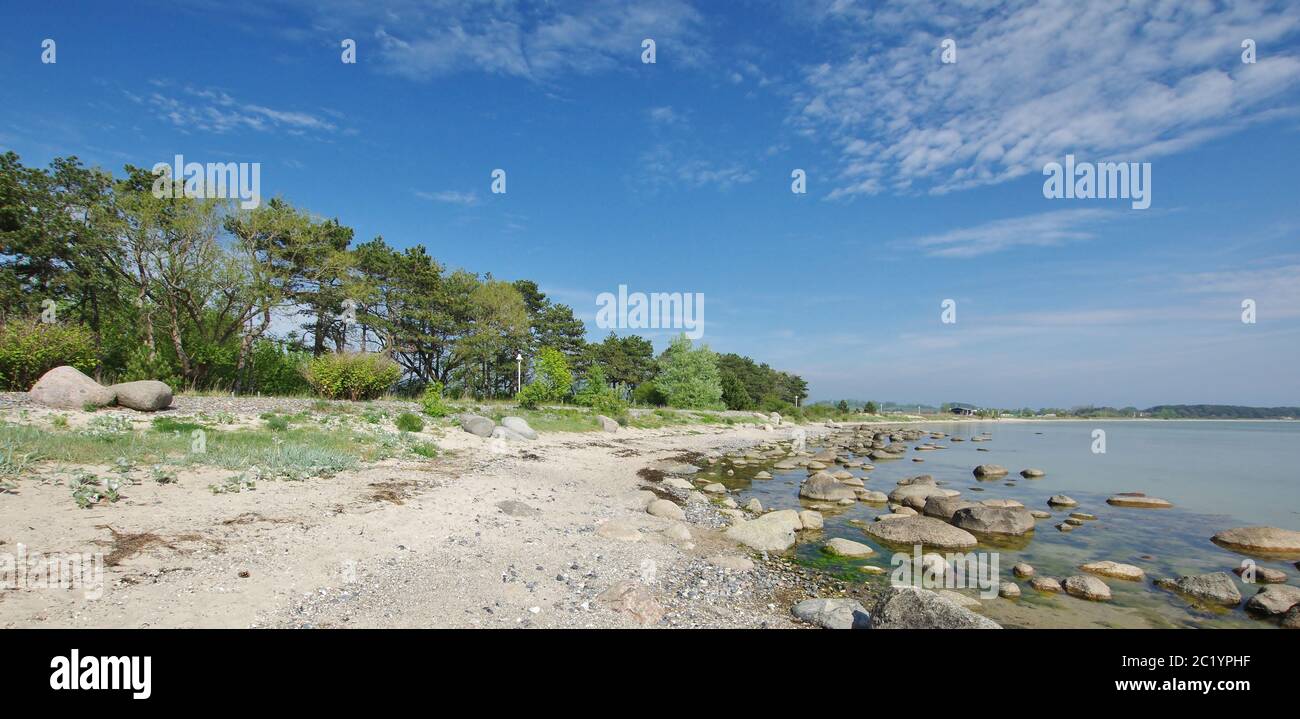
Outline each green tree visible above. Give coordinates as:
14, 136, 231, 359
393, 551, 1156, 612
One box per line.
655, 335, 723, 409
517, 346, 572, 408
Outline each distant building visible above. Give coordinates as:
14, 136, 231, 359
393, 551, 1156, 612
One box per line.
950, 403, 979, 416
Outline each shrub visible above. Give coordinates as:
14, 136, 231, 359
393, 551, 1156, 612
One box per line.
419, 381, 451, 417
410, 441, 438, 458
573, 365, 609, 407
515, 347, 571, 409
248, 339, 311, 395
574, 365, 628, 421
301, 352, 401, 401
0, 318, 98, 391
590, 392, 629, 423
263, 414, 290, 431
631, 380, 665, 406
395, 412, 424, 432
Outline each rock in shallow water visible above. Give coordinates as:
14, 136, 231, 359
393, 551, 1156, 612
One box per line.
1233, 565, 1287, 583
871, 586, 1000, 629
800, 473, 857, 501
1064, 575, 1112, 601
792, 598, 871, 629
1211, 526, 1300, 556
1154, 572, 1242, 607
1029, 577, 1062, 593
951, 505, 1035, 536
1107, 495, 1173, 509
1080, 561, 1144, 581
862, 516, 978, 549
1244, 584, 1300, 617
822, 537, 874, 557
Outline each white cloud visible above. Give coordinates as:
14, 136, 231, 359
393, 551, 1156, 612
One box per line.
415, 189, 480, 206
297, 0, 709, 82
135, 85, 340, 136
790, 0, 1300, 199
908, 208, 1115, 258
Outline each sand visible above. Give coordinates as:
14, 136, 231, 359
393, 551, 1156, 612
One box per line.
0, 404, 833, 629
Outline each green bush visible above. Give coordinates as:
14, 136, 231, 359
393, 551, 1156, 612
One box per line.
419, 381, 451, 417
574, 365, 628, 421
263, 414, 290, 431
631, 380, 665, 406
515, 347, 571, 409
0, 319, 98, 391
301, 352, 401, 400
249, 339, 311, 395
395, 412, 424, 432
590, 392, 629, 423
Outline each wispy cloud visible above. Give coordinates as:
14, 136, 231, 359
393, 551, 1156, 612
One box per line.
297, 0, 708, 82
132, 85, 341, 136
908, 208, 1115, 258
415, 189, 480, 206
790, 0, 1300, 199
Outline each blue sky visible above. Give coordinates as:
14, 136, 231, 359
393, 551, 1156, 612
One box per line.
3, 0, 1299, 407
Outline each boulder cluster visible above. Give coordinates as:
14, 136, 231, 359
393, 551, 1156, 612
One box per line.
29, 365, 172, 412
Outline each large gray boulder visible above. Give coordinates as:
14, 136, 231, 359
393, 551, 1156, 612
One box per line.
791, 598, 871, 629
1064, 574, 1112, 601
1155, 572, 1242, 607
951, 505, 1036, 536
109, 380, 173, 411
458, 413, 495, 437
888, 483, 953, 505
923, 495, 978, 521
799, 473, 857, 501
596, 414, 620, 433
1244, 584, 1300, 617
972, 464, 1009, 478
646, 499, 685, 521
871, 586, 1001, 629
29, 366, 115, 410
862, 515, 978, 549
490, 425, 530, 442
822, 537, 875, 558
724, 510, 802, 552
500, 416, 538, 439
1211, 526, 1300, 556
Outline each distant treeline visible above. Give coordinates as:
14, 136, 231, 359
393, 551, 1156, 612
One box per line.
811, 401, 1299, 420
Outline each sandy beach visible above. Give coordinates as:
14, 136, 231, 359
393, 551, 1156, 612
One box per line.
0, 397, 844, 629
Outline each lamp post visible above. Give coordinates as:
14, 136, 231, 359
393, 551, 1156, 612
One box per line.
516, 352, 523, 394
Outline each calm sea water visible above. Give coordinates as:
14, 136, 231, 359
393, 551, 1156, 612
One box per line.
719, 420, 1300, 629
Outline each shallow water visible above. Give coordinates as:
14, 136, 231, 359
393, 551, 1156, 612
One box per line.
716, 420, 1300, 629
